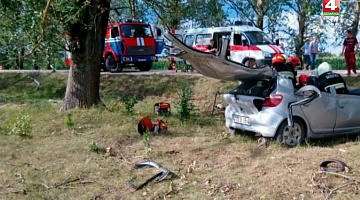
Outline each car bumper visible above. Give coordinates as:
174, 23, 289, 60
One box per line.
225, 106, 285, 137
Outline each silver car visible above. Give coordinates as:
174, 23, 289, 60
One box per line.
163, 31, 360, 147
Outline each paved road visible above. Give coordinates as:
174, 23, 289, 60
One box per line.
0, 69, 357, 77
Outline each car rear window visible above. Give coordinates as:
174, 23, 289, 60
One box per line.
228, 79, 274, 98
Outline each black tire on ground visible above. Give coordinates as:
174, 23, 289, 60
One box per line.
274, 118, 306, 147
137, 62, 153, 71
105, 54, 123, 72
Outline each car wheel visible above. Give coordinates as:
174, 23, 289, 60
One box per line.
274, 118, 306, 147
105, 54, 123, 72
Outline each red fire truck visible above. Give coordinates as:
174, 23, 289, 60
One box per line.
64, 19, 162, 72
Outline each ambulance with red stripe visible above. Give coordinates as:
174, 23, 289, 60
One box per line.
182, 21, 284, 65
64, 19, 161, 73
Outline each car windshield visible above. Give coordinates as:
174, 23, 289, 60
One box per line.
244, 31, 273, 45
120, 24, 153, 38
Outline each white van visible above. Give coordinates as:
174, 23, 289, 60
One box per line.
182, 21, 284, 65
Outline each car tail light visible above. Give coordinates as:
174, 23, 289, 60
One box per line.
264, 94, 283, 107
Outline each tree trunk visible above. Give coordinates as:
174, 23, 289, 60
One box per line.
256, 0, 264, 30
296, 1, 307, 61
351, 2, 360, 36
60, 0, 110, 111
129, 0, 137, 18
16, 48, 25, 69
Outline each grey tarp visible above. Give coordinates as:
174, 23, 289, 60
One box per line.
163, 31, 273, 82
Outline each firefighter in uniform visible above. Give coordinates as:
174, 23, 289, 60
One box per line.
271, 54, 296, 87
317, 62, 348, 94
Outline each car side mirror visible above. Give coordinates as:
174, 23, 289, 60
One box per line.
242, 40, 248, 46
275, 39, 279, 46
295, 85, 322, 98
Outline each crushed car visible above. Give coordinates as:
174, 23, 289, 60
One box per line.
164, 31, 360, 147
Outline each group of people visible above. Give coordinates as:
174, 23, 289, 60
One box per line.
300, 30, 359, 76
271, 53, 348, 94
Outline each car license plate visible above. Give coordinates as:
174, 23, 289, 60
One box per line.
139, 59, 146, 61
234, 115, 250, 125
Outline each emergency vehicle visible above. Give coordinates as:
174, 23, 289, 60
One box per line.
180, 21, 284, 65
166, 29, 187, 68
64, 19, 162, 72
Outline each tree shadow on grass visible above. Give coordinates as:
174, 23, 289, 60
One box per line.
305, 134, 360, 147
100, 75, 199, 102
0, 73, 67, 103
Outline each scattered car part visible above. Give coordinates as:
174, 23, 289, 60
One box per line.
138, 116, 168, 135
257, 137, 269, 147
154, 102, 171, 115
127, 161, 178, 191
211, 91, 225, 117
319, 159, 348, 172
27, 76, 41, 90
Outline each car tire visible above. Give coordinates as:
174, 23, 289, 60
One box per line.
105, 54, 123, 72
274, 118, 306, 147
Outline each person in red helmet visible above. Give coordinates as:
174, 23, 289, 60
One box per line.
286, 55, 301, 81
271, 54, 296, 87
296, 74, 309, 89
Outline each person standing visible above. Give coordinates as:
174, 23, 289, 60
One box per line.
309, 35, 319, 70
342, 30, 359, 75
301, 39, 311, 70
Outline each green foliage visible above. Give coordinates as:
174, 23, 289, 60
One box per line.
315, 57, 356, 70
2, 111, 32, 137
65, 113, 74, 128
142, 130, 152, 156
122, 95, 138, 115
88, 140, 100, 153
176, 85, 195, 121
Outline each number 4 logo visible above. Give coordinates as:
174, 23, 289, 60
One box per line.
322, 0, 340, 16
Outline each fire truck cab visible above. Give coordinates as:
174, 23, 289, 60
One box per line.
182, 21, 284, 65
102, 19, 161, 72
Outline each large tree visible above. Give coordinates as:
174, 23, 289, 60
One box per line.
224, 0, 287, 32
59, 0, 111, 110
332, 1, 360, 46
288, 0, 323, 57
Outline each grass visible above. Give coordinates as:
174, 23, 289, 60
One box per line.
1, 74, 360, 199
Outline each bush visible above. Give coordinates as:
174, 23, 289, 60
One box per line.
315, 57, 360, 70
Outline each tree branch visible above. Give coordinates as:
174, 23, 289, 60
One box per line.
0, 0, 54, 64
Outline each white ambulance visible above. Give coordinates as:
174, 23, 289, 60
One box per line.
182, 21, 284, 65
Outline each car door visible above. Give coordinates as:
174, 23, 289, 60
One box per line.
110, 26, 122, 56
334, 93, 360, 133
299, 92, 337, 134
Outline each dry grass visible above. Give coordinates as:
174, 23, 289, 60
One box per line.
1, 74, 360, 200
